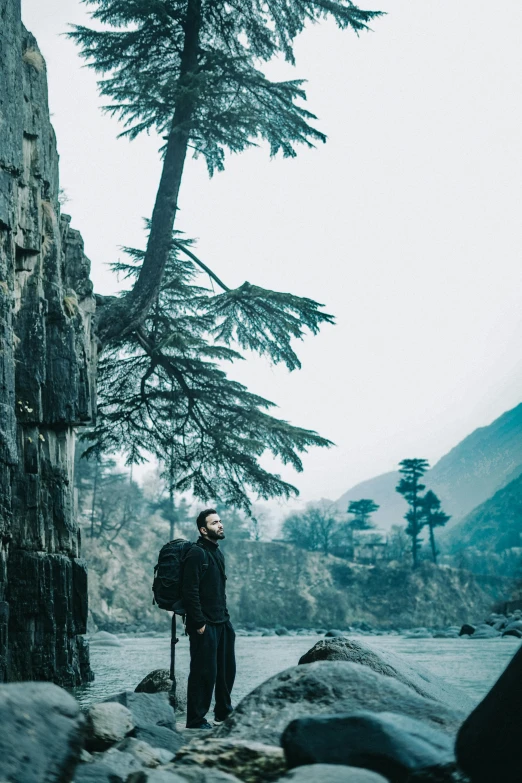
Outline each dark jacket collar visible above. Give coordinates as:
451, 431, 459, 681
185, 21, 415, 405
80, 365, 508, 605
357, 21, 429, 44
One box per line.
197, 535, 219, 550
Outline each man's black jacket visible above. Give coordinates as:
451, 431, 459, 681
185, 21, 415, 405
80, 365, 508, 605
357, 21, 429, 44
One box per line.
182, 537, 230, 628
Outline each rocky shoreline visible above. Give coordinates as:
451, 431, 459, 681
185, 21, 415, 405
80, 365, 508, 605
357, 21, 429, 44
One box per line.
90, 606, 522, 642
2, 632, 520, 783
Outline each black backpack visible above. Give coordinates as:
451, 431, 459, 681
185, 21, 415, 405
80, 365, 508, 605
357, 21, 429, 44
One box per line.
152, 539, 208, 614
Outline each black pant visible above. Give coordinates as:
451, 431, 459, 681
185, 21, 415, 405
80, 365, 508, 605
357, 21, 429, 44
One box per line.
186, 620, 236, 728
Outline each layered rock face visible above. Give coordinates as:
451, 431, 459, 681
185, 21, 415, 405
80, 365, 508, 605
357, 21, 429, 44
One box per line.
0, 1, 95, 684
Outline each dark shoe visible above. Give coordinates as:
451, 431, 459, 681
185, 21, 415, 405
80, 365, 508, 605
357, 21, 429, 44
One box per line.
214, 711, 233, 724
188, 720, 213, 730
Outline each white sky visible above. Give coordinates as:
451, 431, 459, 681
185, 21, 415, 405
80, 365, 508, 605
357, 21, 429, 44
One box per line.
21, 0, 522, 507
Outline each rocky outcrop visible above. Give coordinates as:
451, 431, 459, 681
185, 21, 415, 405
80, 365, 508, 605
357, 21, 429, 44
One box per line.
298, 637, 475, 714
0, 0, 95, 683
0, 682, 85, 782
213, 661, 466, 746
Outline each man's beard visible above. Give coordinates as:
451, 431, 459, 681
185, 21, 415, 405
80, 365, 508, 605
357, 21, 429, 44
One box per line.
206, 529, 225, 541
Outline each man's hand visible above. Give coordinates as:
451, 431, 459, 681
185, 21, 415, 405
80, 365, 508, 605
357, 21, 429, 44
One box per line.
197, 625, 206, 634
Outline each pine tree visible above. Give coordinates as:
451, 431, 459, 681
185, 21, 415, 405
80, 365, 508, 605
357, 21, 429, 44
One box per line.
396, 458, 429, 568
69, 0, 382, 346
80, 238, 334, 513
347, 498, 379, 529
421, 489, 450, 564
70, 0, 383, 514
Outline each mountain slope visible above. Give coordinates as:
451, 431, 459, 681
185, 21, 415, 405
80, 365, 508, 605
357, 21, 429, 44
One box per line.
445, 472, 522, 554
335, 403, 522, 530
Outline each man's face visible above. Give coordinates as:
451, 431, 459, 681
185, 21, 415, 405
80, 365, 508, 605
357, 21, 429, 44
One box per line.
201, 513, 225, 541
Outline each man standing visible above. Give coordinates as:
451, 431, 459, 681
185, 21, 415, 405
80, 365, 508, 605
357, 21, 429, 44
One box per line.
182, 509, 236, 729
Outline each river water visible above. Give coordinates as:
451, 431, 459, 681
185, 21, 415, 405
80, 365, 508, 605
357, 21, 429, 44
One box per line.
73, 632, 521, 710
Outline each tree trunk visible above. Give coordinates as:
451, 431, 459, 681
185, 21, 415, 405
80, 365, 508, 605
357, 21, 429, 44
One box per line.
96, 0, 202, 348
90, 458, 99, 539
429, 524, 437, 564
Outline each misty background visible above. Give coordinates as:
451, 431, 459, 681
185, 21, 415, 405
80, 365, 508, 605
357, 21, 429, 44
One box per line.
21, 0, 522, 507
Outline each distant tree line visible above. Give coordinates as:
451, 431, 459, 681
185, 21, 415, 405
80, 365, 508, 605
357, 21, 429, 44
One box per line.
74, 442, 268, 549
280, 457, 450, 569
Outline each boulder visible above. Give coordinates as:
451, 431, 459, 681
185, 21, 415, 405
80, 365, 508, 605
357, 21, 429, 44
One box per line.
89, 631, 123, 647
74, 761, 125, 783
133, 725, 185, 755
403, 628, 433, 639
433, 628, 460, 639
0, 682, 85, 783
485, 613, 507, 628
275, 627, 290, 636
325, 629, 347, 637
502, 627, 522, 638
282, 711, 454, 782
276, 765, 388, 782
456, 643, 522, 782
103, 691, 176, 730
213, 661, 465, 746
174, 738, 286, 783
485, 613, 506, 626
466, 624, 500, 640
89, 748, 142, 780
459, 624, 475, 636
127, 767, 242, 782
503, 619, 522, 634
86, 702, 134, 751
298, 638, 474, 715
117, 737, 175, 767
136, 670, 173, 694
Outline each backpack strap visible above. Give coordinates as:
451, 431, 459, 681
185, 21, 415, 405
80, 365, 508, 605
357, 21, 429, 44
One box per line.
192, 541, 210, 574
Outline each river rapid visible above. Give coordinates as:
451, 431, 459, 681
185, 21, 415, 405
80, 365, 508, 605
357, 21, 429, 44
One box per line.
73, 632, 521, 710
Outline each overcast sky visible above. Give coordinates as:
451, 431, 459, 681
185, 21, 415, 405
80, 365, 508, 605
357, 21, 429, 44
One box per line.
21, 0, 522, 508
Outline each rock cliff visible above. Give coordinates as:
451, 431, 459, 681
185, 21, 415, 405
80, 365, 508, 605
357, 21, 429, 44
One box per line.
0, 1, 95, 683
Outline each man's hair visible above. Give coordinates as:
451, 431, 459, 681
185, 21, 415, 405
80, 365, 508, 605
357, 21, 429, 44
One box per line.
196, 508, 217, 533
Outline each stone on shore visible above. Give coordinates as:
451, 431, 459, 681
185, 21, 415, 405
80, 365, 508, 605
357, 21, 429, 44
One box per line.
213, 661, 466, 746
459, 624, 475, 636
403, 628, 433, 639
86, 702, 134, 750
89, 748, 143, 780
89, 631, 123, 647
74, 760, 126, 783
102, 691, 176, 730
276, 765, 389, 782
117, 737, 175, 767
133, 725, 185, 755
456, 643, 522, 782
298, 637, 475, 715
136, 670, 173, 694
282, 711, 454, 782
135, 670, 188, 713
502, 627, 522, 638
174, 738, 286, 783
502, 619, 522, 635
0, 682, 85, 783
126, 767, 242, 782
466, 624, 500, 640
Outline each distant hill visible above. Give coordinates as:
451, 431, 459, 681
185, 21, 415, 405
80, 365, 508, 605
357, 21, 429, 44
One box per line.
335, 403, 522, 530
445, 472, 522, 555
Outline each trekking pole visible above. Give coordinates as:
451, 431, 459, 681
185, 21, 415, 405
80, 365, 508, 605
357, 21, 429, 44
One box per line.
169, 613, 179, 709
